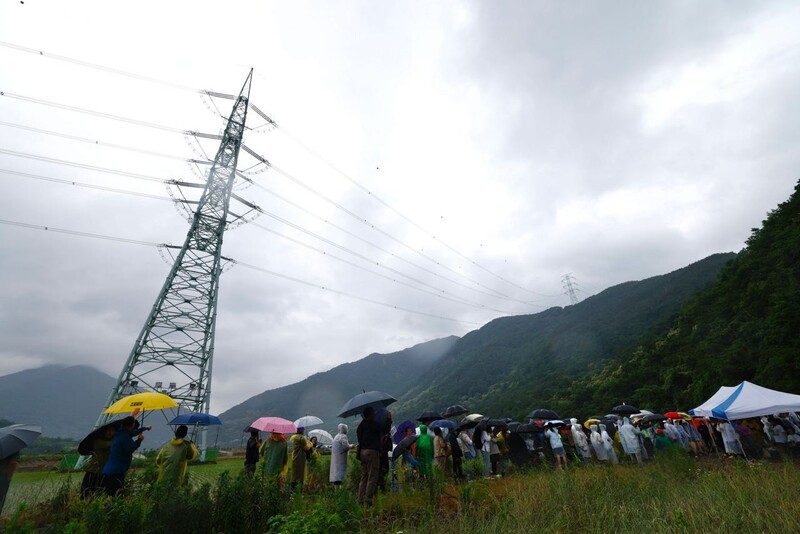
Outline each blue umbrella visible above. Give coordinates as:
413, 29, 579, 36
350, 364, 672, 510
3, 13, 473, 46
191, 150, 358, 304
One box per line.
169, 412, 222, 426
430, 419, 457, 430
393, 419, 417, 444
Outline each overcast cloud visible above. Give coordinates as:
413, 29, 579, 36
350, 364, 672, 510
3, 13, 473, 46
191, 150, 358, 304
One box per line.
1, 1, 798, 413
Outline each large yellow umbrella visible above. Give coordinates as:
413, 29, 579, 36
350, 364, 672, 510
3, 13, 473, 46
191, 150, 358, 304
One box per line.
104, 392, 178, 415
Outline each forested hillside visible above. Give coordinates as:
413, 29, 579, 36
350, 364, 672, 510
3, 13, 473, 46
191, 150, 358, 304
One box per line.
393, 252, 735, 422
566, 179, 800, 413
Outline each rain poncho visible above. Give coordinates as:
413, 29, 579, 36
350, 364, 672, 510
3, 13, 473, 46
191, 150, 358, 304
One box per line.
600, 424, 618, 464
618, 418, 641, 455
570, 419, 591, 460
718, 422, 742, 455
260, 434, 288, 479
330, 424, 350, 483
156, 437, 198, 486
415, 424, 434, 476
590, 425, 607, 461
290, 433, 312, 486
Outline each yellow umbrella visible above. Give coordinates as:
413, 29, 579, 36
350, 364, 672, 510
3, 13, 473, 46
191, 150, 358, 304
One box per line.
583, 418, 601, 429
104, 392, 178, 414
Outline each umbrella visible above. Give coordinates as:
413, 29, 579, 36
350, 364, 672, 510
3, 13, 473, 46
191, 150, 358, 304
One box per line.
337, 391, 397, 418
442, 404, 468, 418
612, 404, 639, 415
512, 422, 543, 434
544, 420, 567, 428
78, 420, 124, 455
308, 429, 334, 447
677, 412, 693, 420
0, 424, 42, 458
527, 408, 560, 420
430, 419, 457, 430
250, 417, 297, 434
417, 411, 443, 423
104, 392, 178, 415
634, 413, 667, 426
169, 412, 222, 426
583, 418, 601, 429
391, 434, 418, 461
664, 411, 683, 420
393, 420, 417, 444
293, 415, 323, 429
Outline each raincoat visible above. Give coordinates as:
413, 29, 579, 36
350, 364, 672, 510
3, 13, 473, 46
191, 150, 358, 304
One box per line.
618, 418, 641, 455
330, 424, 351, 483
600, 424, 618, 464
415, 424, 434, 477
289, 433, 312, 486
570, 419, 592, 460
589, 425, 607, 461
260, 434, 288, 479
718, 422, 742, 455
156, 437, 198, 486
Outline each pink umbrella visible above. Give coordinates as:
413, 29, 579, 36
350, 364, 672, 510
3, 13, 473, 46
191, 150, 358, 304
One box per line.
250, 416, 297, 434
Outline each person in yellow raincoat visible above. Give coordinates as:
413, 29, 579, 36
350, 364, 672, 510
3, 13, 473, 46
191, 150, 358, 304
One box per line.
156, 425, 199, 487
289, 428, 312, 492
260, 432, 289, 485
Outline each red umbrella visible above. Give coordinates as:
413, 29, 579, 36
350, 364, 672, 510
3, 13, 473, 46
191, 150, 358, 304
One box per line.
664, 411, 682, 420
250, 417, 297, 434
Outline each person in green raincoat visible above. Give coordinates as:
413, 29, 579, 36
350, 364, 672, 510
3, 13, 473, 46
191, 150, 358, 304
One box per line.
414, 425, 434, 478
156, 425, 199, 487
260, 432, 289, 484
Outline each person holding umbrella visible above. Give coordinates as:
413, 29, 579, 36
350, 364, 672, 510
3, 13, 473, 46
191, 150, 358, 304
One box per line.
446, 426, 464, 479
80, 423, 116, 498
101, 416, 151, 496
156, 425, 198, 487
356, 406, 392, 506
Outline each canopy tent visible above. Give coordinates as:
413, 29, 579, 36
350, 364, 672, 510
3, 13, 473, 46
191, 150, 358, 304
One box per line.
691, 381, 800, 420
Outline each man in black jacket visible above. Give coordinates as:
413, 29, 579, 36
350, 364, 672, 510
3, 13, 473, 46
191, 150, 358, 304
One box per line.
356, 406, 392, 506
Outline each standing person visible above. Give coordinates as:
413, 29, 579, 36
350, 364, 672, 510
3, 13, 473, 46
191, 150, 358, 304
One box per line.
570, 419, 592, 463
618, 418, 644, 465
289, 428, 311, 492
717, 421, 742, 456
244, 430, 261, 477
156, 425, 199, 487
545, 425, 567, 468
447, 426, 464, 479
0, 451, 19, 515
488, 429, 501, 475
600, 424, 619, 464
590, 425, 608, 462
260, 432, 289, 484
330, 424, 354, 488
414, 424, 434, 478
356, 406, 392, 506
101, 417, 151, 496
433, 427, 448, 472
458, 427, 476, 460
80, 425, 115, 498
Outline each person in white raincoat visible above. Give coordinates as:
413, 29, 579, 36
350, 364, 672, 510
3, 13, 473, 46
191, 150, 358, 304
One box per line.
329, 423, 353, 486
618, 418, 643, 464
717, 421, 742, 456
599, 423, 619, 464
589, 425, 607, 461
570, 418, 592, 463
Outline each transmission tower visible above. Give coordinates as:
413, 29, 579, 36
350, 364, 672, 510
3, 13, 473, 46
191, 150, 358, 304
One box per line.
562, 273, 580, 305
95, 70, 253, 431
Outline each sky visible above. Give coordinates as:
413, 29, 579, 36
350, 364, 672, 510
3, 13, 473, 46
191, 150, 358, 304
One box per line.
1, 0, 798, 414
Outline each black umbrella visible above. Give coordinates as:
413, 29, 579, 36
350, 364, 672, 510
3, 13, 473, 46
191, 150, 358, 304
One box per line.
391, 434, 419, 461
634, 413, 667, 426
417, 411, 443, 424
527, 408, 560, 420
611, 404, 639, 415
337, 391, 397, 418
513, 422, 543, 434
0, 424, 42, 458
442, 404, 468, 418
78, 420, 123, 456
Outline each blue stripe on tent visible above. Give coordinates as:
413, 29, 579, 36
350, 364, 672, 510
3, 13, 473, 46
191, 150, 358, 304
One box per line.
711, 382, 745, 419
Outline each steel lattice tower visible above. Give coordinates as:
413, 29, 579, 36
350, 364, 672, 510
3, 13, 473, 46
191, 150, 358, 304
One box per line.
95, 71, 253, 428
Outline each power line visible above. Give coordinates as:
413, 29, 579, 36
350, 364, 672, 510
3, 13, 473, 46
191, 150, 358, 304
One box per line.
0, 218, 483, 326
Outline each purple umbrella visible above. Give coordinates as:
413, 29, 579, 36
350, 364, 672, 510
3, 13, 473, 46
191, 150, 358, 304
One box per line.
393, 420, 417, 444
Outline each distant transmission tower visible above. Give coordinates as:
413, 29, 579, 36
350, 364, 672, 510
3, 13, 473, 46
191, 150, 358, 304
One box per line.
562, 273, 580, 305
95, 71, 254, 431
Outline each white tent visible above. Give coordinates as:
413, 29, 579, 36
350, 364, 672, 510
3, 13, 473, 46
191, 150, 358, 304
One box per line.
691, 381, 800, 420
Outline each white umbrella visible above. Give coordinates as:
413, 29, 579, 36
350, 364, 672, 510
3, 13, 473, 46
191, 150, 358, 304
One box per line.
294, 415, 323, 429
308, 429, 334, 447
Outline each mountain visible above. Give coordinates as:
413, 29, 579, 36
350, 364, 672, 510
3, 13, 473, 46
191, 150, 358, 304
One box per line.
566, 179, 800, 412
216, 336, 458, 445
392, 252, 736, 422
0, 364, 116, 438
